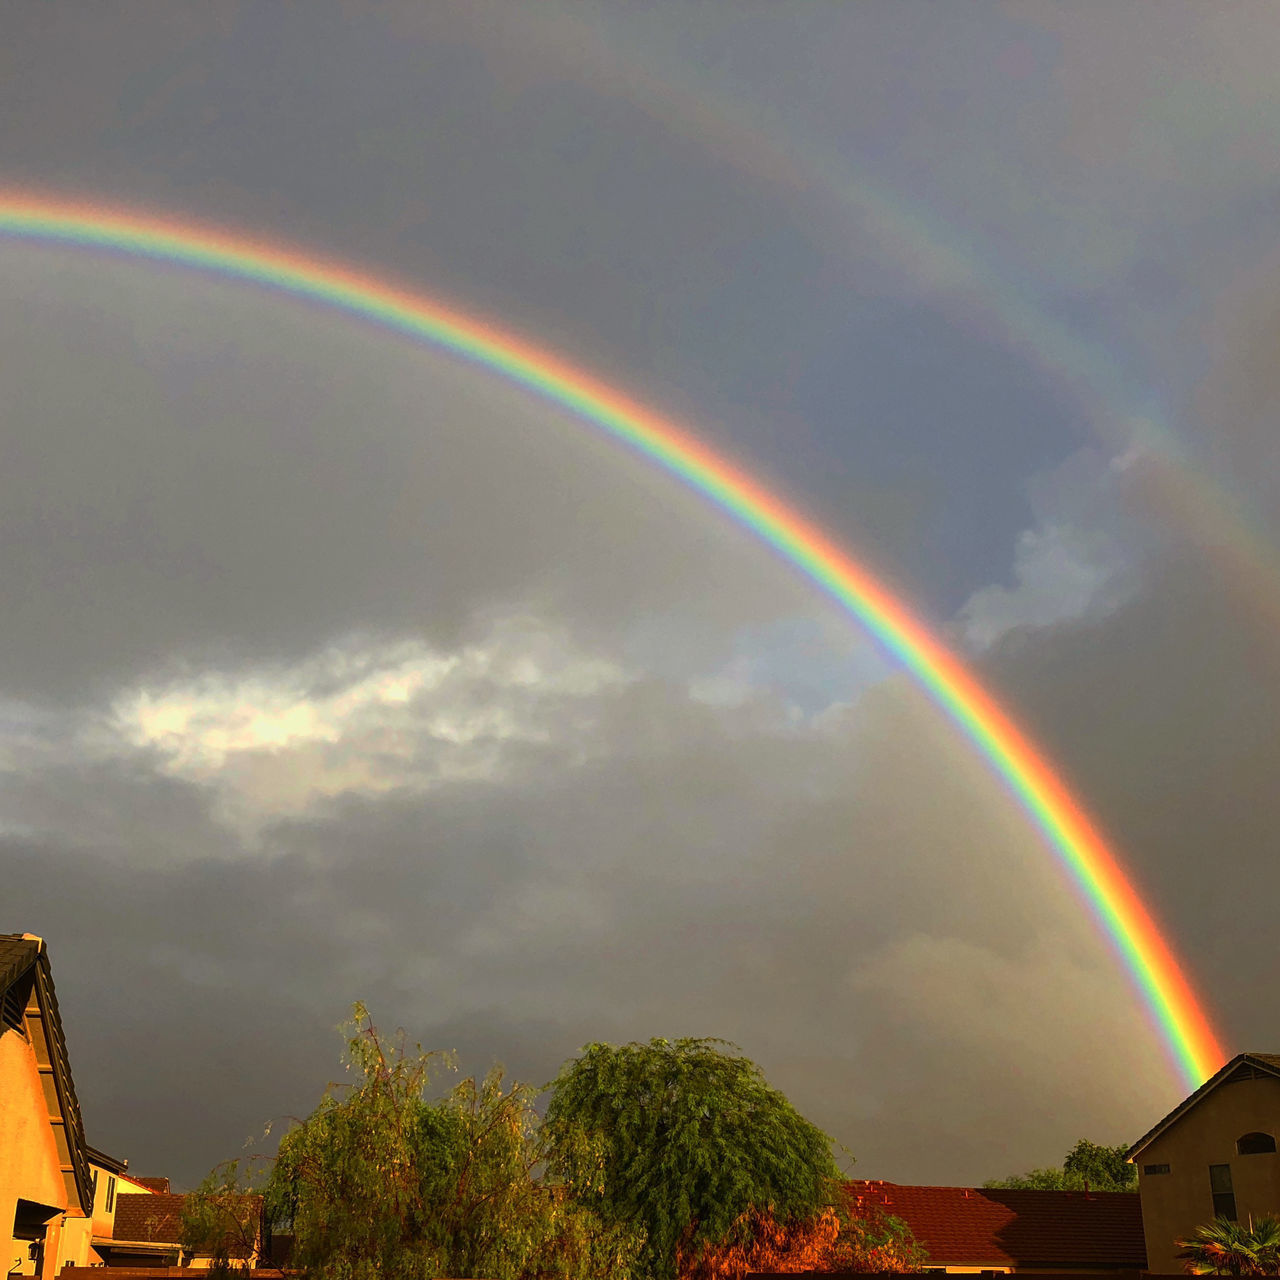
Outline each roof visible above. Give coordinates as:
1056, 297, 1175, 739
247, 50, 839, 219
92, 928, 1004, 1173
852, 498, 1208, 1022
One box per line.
134, 1177, 171, 1193
0, 933, 94, 1214
114, 1192, 262, 1255
112, 1194, 188, 1245
1126, 1053, 1280, 1161
846, 1181, 1146, 1269
85, 1144, 130, 1175
0, 934, 41, 997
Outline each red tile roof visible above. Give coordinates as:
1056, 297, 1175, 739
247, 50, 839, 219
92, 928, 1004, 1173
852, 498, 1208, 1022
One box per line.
133, 1178, 171, 1193
846, 1181, 1146, 1269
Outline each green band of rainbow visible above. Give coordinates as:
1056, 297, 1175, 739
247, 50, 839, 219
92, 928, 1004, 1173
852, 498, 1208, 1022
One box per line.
0, 194, 1225, 1088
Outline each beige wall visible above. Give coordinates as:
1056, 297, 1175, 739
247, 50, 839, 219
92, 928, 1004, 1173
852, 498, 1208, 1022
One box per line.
44, 1161, 159, 1271
0, 1028, 69, 1277
1137, 1074, 1280, 1271
87, 1164, 156, 1237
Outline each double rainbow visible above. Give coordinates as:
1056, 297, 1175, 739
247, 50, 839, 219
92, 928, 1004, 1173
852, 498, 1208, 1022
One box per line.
0, 194, 1225, 1088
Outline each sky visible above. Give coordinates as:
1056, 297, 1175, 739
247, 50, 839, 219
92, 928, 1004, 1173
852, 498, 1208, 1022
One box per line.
4, 1, 1280, 1190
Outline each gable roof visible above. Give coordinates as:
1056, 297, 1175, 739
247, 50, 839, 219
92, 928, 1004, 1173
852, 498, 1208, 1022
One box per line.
0, 933, 93, 1214
846, 1181, 1146, 1269
1126, 1053, 1280, 1161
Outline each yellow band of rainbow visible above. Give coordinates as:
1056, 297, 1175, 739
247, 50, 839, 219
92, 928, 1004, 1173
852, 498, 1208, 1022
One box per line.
0, 193, 1226, 1088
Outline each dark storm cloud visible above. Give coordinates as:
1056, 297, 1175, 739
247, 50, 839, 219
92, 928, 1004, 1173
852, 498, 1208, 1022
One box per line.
978, 548, 1280, 1045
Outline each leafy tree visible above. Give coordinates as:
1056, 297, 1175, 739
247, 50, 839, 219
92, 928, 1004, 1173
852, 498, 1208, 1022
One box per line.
985, 1139, 1137, 1192
540, 1037, 849, 1280
1177, 1215, 1280, 1276
194, 1005, 639, 1280
1063, 1139, 1138, 1190
179, 1165, 264, 1275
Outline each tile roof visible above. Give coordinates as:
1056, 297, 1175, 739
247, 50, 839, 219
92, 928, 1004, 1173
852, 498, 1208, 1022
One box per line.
113, 1194, 188, 1244
114, 1192, 263, 1256
134, 1177, 171, 1193
846, 1181, 1146, 1269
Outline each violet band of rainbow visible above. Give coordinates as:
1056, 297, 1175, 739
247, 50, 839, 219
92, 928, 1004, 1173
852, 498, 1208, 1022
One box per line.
0, 195, 1226, 1088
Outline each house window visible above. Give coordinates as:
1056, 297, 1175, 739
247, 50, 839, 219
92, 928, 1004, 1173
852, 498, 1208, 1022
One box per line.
106, 1176, 116, 1213
91, 1169, 99, 1205
1209, 1163, 1236, 1220
1144, 1163, 1171, 1174
1237, 1132, 1277, 1155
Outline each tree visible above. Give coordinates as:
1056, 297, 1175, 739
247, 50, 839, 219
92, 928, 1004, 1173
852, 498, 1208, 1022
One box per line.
676, 1200, 927, 1278
540, 1037, 852, 1280
1062, 1139, 1138, 1191
985, 1139, 1137, 1192
180, 1166, 264, 1275
1177, 1215, 1280, 1276
199, 1005, 639, 1280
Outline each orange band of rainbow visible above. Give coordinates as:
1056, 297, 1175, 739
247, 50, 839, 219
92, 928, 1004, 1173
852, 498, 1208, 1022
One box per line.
0, 194, 1226, 1088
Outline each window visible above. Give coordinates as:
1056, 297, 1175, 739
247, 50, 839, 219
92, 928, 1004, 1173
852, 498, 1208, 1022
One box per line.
91, 1169, 99, 1205
1238, 1132, 1277, 1155
1209, 1164, 1236, 1220
1144, 1163, 1171, 1175
106, 1176, 116, 1213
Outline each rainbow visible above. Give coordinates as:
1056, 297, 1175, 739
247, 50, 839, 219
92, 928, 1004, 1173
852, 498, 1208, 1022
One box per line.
0, 193, 1225, 1087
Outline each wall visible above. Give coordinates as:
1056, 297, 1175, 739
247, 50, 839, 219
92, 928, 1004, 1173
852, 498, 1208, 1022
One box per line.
0, 1027, 69, 1277
1137, 1073, 1280, 1272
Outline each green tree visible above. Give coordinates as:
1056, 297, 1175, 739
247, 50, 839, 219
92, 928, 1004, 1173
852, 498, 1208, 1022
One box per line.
1177, 1215, 1280, 1276
180, 1164, 264, 1275
985, 1139, 1137, 1192
197, 1005, 639, 1280
1063, 1139, 1137, 1190
540, 1037, 846, 1280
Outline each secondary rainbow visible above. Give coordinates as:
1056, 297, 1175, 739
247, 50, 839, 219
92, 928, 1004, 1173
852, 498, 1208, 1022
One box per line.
0, 193, 1225, 1088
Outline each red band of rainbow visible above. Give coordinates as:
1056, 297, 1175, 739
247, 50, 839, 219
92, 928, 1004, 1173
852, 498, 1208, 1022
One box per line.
0, 194, 1226, 1088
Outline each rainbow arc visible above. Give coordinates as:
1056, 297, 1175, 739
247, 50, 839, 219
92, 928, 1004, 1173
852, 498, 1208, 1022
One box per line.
0, 194, 1226, 1088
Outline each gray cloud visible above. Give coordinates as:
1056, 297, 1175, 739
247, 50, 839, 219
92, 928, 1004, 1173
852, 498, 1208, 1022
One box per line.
6, 631, 1176, 1189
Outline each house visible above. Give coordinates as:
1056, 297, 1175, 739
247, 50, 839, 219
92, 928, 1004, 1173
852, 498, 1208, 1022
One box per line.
845, 1181, 1146, 1274
0, 932, 233, 1275
1127, 1051, 1280, 1272
57, 1146, 161, 1268
1, 934, 95, 1280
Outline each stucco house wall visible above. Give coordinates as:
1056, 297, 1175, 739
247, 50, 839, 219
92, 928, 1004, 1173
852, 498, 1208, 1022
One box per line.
0, 1026, 71, 1277
1133, 1061, 1280, 1272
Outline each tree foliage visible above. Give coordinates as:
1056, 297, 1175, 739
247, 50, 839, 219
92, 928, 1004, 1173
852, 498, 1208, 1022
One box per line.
236, 1005, 639, 1280
540, 1037, 849, 1280
984, 1138, 1137, 1192
677, 1200, 927, 1278
180, 1165, 263, 1275
1177, 1216, 1280, 1276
